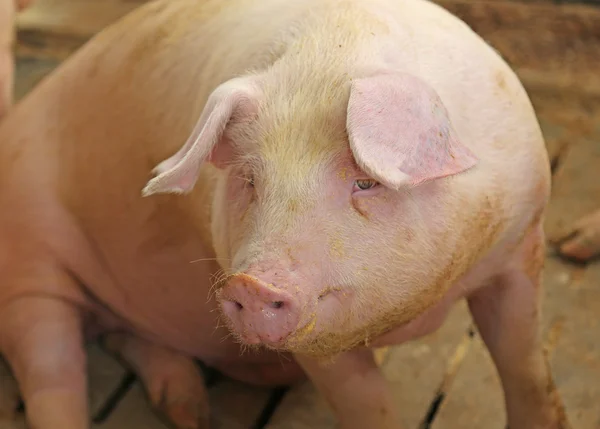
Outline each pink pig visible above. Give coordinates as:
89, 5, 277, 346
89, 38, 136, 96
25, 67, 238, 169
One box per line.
0, 0, 568, 428
0, 0, 34, 119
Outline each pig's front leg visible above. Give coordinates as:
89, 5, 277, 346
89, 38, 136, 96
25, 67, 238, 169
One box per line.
295, 348, 404, 429
0, 296, 88, 429
467, 224, 569, 429
102, 332, 210, 429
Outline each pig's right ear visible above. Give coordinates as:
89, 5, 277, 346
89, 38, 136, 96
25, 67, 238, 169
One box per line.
141, 77, 260, 197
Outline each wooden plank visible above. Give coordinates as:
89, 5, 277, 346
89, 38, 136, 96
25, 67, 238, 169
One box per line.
431, 257, 600, 428
529, 91, 599, 165
16, 0, 145, 38
95, 381, 169, 429
541, 125, 600, 428
265, 301, 472, 429
428, 333, 504, 429
382, 302, 473, 429
12, 0, 600, 100
0, 359, 24, 429
0, 418, 25, 429
86, 345, 130, 420
542, 261, 600, 428
15, 0, 147, 59
13, 56, 60, 101
94, 373, 273, 429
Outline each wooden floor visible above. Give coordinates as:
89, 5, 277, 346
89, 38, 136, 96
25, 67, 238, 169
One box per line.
4, 0, 600, 428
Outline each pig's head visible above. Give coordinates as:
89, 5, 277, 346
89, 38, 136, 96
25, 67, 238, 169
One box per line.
143, 69, 478, 359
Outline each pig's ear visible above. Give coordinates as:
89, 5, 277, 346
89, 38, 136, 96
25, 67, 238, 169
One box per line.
142, 77, 259, 196
346, 72, 478, 190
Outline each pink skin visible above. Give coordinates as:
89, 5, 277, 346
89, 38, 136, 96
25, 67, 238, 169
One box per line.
215, 154, 412, 351
219, 273, 301, 345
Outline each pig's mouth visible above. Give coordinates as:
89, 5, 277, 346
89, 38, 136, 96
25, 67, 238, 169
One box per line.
218, 269, 454, 358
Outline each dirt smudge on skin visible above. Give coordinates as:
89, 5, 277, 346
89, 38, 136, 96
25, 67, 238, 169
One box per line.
542, 349, 572, 429
523, 229, 545, 287
495, 69, 508, 93
287, 198, 299, 214
337, 167, 350, 181
328, 236, 345, 259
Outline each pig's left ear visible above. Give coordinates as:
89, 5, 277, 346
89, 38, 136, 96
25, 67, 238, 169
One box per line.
142, 76, 260, 196
346, 72, 478, 190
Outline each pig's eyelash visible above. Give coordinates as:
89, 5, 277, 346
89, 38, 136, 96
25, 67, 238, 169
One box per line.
352, 179, 380, 192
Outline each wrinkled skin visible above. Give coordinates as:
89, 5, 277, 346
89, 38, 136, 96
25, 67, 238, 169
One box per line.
0, 0, 569, 429
0, 0, 34, 119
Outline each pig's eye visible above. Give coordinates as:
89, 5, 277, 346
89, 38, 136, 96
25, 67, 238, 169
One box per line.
353, 179, 379, 192
247, 176, 255, 187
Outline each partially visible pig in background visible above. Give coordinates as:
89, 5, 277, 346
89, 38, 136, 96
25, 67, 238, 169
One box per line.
555, 209, 600, 262
0, 0, 34, 118
0, 0, 570, 428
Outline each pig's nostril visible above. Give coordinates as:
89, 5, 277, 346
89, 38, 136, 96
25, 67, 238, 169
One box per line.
234, 301, 244, 310
271, 301, 284, 309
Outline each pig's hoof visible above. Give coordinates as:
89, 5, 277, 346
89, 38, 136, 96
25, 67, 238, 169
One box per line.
154, 396, 210, 429
145, 369, 210, 429
0, 358, 20, 420
103, 332, 209, 429
553, 210, 600, 263
100, 332, 210, 428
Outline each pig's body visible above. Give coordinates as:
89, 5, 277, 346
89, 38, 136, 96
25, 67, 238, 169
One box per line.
0, 0, 567, 428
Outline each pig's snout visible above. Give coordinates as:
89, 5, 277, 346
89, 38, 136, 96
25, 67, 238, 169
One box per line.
219, 274, 300, 346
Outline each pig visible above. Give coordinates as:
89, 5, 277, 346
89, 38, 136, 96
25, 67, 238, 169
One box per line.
0, 0, 34, 119
0, 0, 570, 428
554, 209, 600, 262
